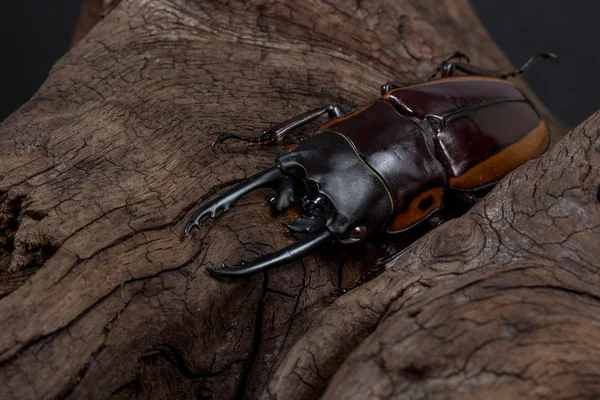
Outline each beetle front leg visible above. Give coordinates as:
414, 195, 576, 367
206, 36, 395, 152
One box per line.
381, 82, 406, 95
331, 263, 386, 296
331, 238, 421, 296
212, 105, 343, 151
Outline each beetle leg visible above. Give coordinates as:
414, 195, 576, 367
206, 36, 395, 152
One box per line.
441, 62, 497, 78
331, 263, 386, 296
382, 51, 470, 93
211, 105, 343, 151
423, 51, 471, 81
381, 82, 397, 95
440, 52, 559, 79
331, 239, 420, 296
380, 81, 412, 95
499, 52, 559, 78
207, 230, 333, 277
185, 167, 284, 235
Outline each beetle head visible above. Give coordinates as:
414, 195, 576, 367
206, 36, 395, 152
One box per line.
276, 129, 393, 242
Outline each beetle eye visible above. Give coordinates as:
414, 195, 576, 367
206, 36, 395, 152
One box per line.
350, 226, 367, 240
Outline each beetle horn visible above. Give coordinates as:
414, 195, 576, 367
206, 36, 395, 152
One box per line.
207, 230, 333, 277
185, 167, 284, 235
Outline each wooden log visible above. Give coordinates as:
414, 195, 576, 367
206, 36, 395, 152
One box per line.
1, 0, 593, 398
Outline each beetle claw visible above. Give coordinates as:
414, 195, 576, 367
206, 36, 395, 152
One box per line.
184, 221, 201, 236
184, 206, 220, 235
206, 230, 333, 277
184, 167, 284, 236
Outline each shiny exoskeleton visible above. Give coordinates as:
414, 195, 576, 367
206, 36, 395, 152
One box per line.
185, 52, 558, 279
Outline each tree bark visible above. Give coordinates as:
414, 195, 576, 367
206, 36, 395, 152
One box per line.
0, 0, 596, 399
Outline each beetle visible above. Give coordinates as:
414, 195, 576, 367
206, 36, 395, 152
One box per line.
184, 51, 558, 279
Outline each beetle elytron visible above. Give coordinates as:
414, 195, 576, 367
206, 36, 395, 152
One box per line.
185, 52, 558, 278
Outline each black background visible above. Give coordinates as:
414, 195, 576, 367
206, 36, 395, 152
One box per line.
0, 0, 81, 121
471, 1, 600, 127
0, 1, 598, 126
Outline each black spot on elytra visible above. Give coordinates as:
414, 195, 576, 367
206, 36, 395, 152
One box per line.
418, 195, 434, 211
597, 184, 600, 203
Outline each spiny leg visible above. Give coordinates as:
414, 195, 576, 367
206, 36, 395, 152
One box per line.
331, 262, 386, 296
422, 51, 471, 82
185, 167, 284, 235
437, 52, 559, 79
208, 230, 333, 277
438, 61, 499, 78
381, 81, 410, 95
499, 52, 559, 78
382, 51, 557, 94
331, 239, 420, 296
381, 51, 470, 94
212, 105, 343, 151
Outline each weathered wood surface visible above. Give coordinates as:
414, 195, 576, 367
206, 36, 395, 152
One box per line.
0, 0, 597, 398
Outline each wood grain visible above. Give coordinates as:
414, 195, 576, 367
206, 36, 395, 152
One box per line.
1, 1, 594, 398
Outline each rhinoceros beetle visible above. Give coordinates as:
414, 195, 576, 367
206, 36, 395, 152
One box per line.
185, 51, 558, 279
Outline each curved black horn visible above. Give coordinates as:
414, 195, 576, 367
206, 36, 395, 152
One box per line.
207, 230, 333, 277
184, 167, 284, 235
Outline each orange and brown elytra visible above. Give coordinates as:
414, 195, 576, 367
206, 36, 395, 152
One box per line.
185, 51, 558, 280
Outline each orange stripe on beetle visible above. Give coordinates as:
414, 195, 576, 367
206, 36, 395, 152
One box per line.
388, 186, 444, 232
449, 120, 549, 189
